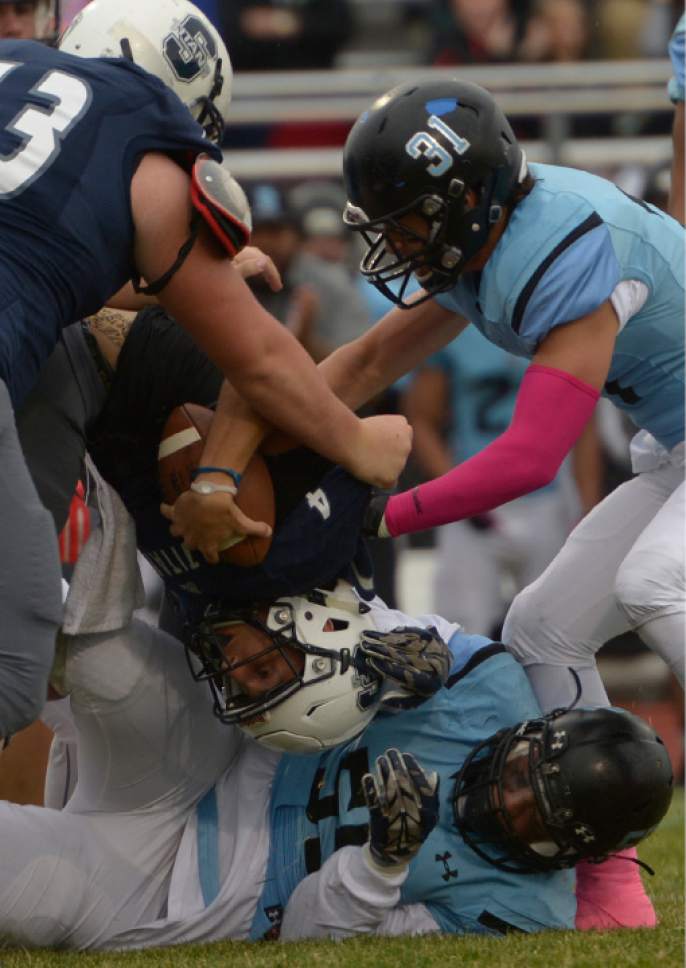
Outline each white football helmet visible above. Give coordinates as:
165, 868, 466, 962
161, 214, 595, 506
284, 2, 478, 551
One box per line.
59, 0, 232, 142
187, 581, 382, 754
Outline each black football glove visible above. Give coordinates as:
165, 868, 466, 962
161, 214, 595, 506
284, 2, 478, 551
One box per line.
362, 492, 391, 539
357, 626, 451, 712
362, 749, 440, 868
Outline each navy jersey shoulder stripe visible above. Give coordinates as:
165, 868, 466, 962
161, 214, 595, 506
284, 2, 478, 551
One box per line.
511, 211, 603, 334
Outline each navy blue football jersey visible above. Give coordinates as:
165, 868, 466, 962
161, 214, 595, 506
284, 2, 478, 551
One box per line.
87, 309, 375, 625
0, 40, 219, 407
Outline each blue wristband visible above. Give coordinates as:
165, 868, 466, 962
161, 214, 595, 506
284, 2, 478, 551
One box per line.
191, 466, 243, 487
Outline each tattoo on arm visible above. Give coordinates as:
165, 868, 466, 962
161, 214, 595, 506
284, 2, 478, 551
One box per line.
86, 308, 136, 348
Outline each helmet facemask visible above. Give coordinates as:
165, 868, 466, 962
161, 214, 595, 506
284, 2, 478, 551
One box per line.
453, 721, 578, 875
186, 585, 383, 751
342, 81, 528, 308
186, 604, 340, 726
192, 56, 227, 144
453, 706, 674, 874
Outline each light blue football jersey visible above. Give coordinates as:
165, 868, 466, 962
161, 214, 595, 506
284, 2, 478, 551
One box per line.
422, 330, 528, 462
251, 638, 575, 939
434, 163, 685, 450
669, 14, 685, 103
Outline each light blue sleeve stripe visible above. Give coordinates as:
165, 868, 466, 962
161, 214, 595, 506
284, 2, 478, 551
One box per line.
196, 785, 220, 908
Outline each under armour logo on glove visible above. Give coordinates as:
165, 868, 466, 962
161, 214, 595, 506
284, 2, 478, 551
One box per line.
363, 749, 440, 868
357, 626, 451, 712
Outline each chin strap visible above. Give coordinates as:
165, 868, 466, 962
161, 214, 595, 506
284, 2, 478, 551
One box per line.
134, 156, 252, 296
133, 212, 202, 296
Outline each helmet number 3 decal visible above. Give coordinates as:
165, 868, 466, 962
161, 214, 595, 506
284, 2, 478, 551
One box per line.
405, 114, 470, 177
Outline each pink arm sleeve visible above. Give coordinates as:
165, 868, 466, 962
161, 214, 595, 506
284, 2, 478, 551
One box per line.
385, 364, 600, 537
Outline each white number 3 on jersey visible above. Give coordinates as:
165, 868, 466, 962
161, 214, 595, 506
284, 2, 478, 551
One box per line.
0, 62, 90, 198
306, 488, 331, 520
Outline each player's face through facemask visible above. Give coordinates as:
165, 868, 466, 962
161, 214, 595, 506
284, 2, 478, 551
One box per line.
455, 744, 550, 846
216, 617, 305, 699
493, 746, 552, 852
453, 732, 565, 872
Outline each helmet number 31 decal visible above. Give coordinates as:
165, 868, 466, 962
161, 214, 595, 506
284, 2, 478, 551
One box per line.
163, 15, 217, 82
405, 115, 470, 177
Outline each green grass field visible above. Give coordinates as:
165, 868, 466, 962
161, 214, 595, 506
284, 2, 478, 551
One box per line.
2, 791, 683, 968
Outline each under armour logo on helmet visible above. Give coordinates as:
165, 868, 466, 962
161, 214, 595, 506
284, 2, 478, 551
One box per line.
163, 15, 216, 82
550, 730, 566, 751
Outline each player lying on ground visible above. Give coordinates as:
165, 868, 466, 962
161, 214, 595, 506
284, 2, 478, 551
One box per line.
18, 296, 671, 933
1, 572, 672, 949
169, 75, 684, 929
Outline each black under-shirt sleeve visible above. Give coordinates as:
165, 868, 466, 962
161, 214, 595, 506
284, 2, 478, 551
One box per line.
87, 306, 222, 501
88, 305, 337, 525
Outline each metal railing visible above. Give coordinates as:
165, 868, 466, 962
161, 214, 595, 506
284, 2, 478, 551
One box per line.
223, 59, 673, 179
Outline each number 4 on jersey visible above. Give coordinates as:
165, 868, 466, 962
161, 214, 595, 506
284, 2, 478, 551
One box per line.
306, 488, 331, 520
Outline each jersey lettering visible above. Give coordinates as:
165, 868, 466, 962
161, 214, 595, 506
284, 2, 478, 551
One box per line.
0, 62, 91, 198
605, 378, 641, 405
306, 487, 331, 520
304, 747, 371, 869
472, 374, 517, 434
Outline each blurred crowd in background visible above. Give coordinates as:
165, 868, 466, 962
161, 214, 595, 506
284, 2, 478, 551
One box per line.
1, 0, 682, 778
5, 0, 680, 69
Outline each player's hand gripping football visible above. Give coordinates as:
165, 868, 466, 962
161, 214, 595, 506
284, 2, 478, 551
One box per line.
363, 749, 440, 869
357, 626, 451, 712
161, 488, 271, 565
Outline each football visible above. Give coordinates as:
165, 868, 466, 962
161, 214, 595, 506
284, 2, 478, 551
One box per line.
158, 402, 275, 567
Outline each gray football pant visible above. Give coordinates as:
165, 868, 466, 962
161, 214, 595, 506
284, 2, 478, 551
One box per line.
0, 377, 62, 738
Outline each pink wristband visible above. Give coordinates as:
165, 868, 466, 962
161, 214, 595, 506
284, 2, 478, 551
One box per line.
385, 364, 599, 537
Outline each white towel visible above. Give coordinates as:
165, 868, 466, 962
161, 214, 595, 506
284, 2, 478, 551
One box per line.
62, 454, 145, 635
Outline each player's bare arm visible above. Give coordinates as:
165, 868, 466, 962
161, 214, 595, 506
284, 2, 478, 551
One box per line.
107, 245, 283, 313
318, 297, 466, 412
532, 299, 620, 390
402, 366, 455, 479
130, 152, 412, 492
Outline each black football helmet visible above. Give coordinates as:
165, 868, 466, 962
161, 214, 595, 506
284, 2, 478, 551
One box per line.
453, 706, 674, 874
343, 80, 525, 307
